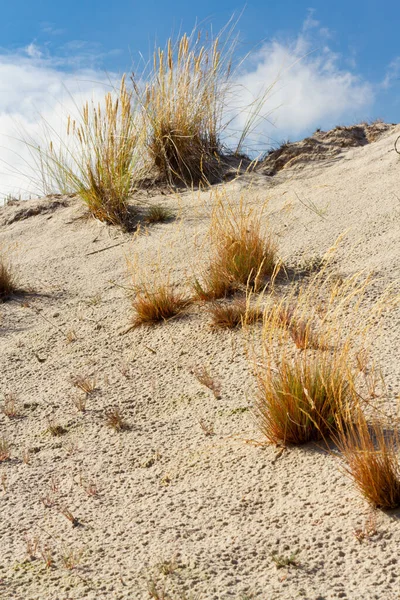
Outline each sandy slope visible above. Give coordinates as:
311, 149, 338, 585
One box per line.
0, 124, 399, 600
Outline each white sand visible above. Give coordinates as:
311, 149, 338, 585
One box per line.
0, 124, 399, 600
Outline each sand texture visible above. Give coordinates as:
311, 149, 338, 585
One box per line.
0, 124, 400, 600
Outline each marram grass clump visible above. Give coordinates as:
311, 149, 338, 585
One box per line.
0, 253, 17, 301
254, 352, 354, 446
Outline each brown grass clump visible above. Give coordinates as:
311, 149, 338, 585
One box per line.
37, 77, 143, 229
254, 352, 354, 446
132, 283, 189, 326
0, 253, 17, 301
136, 29, 232, 185
208, 298, 262, 329
195, 194, 277, 300
104, 406, 128, 432
338, 412, 400, 509
0, 438, 10, 462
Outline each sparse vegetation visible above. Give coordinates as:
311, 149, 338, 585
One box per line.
70, 374, 97, 396
192, 366, 222, 399
46, 421, 68, 437
1, 393, 21, 418
271, 550, 300, 569
135, 29, 231, 186
0, 438, 10, 461
36, 77, 143, 228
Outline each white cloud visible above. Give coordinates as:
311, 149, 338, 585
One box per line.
0, 47, 118, 200
25, 43, 43, 59
382, 56, 400, 89
227, 30, 374, 153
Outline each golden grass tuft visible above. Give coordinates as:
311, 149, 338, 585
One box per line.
132, 283, 190, 326
195, 194, 277, 300
254, 352, 354, 446
338, 412, 400, 509
136, 30, 231, 185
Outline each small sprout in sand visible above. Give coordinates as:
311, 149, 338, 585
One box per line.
79, 474, 99, 497
271, 550, 300, 569
65, 329, 77, 344
21, 449, 31, 465
41, 493, 57, 509
147, 578, 170, 600
1, 393, 21, 418
58, 506, 80, 527
60, 546, 84, 570
104, 406, 128, 432
353, 511, 378, 543
24, 534, 40, 561
191, 366, 222, 399
208, 299, 262, 329
39, 544, 54, 569
0, 438, 10, 462
46, 421, 68, 437
145, 205, 174, 224
198, 418, 215, 436
71, 394, 87, 413
70, 374, 97, 396
132, 283, 190, 327
156, 556, 178, 576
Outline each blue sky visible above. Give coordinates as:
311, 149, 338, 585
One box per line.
0, 1, 399, 196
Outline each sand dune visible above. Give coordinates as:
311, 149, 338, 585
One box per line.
0, 123, 399, 600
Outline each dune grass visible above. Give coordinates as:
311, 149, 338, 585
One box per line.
36, 77, 143, 228
134, 28, 233, 186
338, 411, 400, 509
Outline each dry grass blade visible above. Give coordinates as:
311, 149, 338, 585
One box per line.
208, 298, 262, 329
192, 366, 222, 399
70, 374, 97, 396
254, 353, 354, 446
132, 283, 189, 326
0, 438, 10, 462
338, 412, 400, 509
2, 393, 21, 418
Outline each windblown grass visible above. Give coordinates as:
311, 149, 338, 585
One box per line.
338, 411, 400, 509
195, 193, 277, 300
134, 28, 233, 186
35, 77, 143, 228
